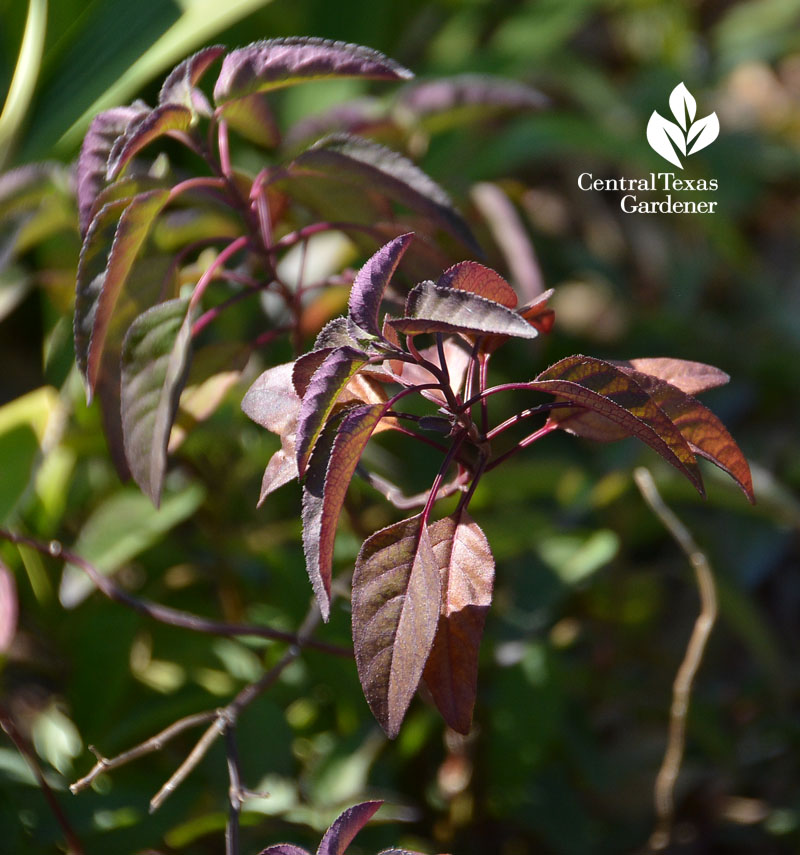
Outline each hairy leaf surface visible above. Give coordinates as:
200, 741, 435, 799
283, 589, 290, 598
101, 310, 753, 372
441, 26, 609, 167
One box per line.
352, 514, 442, 738
293, 135, 478, 252
296, 346, 369, 478
532, 356, 704, 496
422, 510, 494, 734
77, 105, 148, 235
348, 233, 414, 336
85, 189, 171, 396
158, 45, 226, 108
120, 298, 197, 506
303, 403, 388, 620
241, 362, 301, 503
391, 281, 539, 339
317, 801, 383, 855
213, 38, 412, 104
258, 846, 309, 855
107, 105, 193, 181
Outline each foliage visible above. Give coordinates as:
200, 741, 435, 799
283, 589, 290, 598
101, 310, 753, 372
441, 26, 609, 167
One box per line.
1, 2, 799, 855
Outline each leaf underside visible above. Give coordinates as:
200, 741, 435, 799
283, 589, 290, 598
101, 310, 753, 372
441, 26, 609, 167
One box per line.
352, 514, 442, 738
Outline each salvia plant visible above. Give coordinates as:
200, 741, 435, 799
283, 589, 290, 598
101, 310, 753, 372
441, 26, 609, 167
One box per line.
1, 34, 754, 853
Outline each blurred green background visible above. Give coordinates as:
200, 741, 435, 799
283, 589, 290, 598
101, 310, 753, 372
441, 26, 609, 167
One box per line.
1, 1, 799, 853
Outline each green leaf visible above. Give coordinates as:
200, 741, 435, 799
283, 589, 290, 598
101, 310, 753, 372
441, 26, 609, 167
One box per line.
218, 93, 280, 148
0, 424, 38, 524
106, 105, 192, 180
120, 297, 197, 506
58, 483, 205, 608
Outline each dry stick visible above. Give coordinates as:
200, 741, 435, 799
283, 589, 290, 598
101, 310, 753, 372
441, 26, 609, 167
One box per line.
0, 530, 349, 658
0, 708, 85, 855
70, 710, 218, 794
633, 468, 718, 853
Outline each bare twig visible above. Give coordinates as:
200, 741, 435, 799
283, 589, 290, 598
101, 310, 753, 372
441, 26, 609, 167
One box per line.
70, 710, 218, 795
0, 529, 350, 658
1, 708, 84, 854
634, 468, 718, 853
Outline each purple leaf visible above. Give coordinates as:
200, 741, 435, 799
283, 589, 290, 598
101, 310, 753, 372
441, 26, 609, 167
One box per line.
258, 846, 311, 855
352, 513, 442, 738
396, 74, 546, 131
348, 234, 414, 337
74, 197, 137, 383
93, 254, 175, 482
614, 357, 729, 396
313, 317, 374, 351
79, 189, 171, 399
218, 93, 281, 148
107, 105, 193, 181
0, 560, 18, 653
437, 260, 517, 307
158, 45, 226, 108
422, 510, 494, 734
241, 362, 301, 502
296, 346, 369, 478
317, 801, 383, 855
303, 403, 389, 620
292, 349, 334, 398
531, 355, 704, 497
213, 37, 413, 104
292, 135, 478, 253
120, 298, 197, 506
618, 367, 754, 502
77, 104, 148, 234
390, 281, 538, 339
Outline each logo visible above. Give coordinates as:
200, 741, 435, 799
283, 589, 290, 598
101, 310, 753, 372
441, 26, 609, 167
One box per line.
646, 82, 719, 169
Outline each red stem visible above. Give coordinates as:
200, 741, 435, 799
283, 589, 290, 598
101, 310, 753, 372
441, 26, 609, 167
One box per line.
485, 421, 558, 472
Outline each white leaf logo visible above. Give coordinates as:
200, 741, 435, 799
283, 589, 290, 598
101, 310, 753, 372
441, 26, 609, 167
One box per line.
646, 82, 719, 168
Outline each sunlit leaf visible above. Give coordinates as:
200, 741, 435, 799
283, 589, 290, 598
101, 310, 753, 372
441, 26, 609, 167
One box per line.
303, 403, 389, 620
241, 362, 301, 503
120, 298, 197, 506
158, 44, 226, 108
391, 281, 539, 339
352, 514, 442, 738
292, 135, 478, 252
258, 846, 310, 855
437, 260, 517, 308
422, 510, 494, 734
83, 189, 171, 397
348, 233, 414, 337
213, 37, 412, 104
76, 105, 148, 234
317, 801, 383, 855
296, 346, 369, 478
622, 367, 754, 502
614, 357, 729, 396
0, 560, 18, 652
532, 355, 704, 496
107, 105, 193, 181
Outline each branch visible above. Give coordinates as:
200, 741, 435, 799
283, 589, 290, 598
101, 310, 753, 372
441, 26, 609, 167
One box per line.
634, 468, 718, 853
0, 529, 350, 657
1, 708, 84, 854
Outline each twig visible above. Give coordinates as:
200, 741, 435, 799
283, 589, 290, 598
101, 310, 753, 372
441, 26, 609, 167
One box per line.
70, 710, 218, 794
634, 468, 718, 853
1, 708, 84, 854
0, 530, 350, 657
